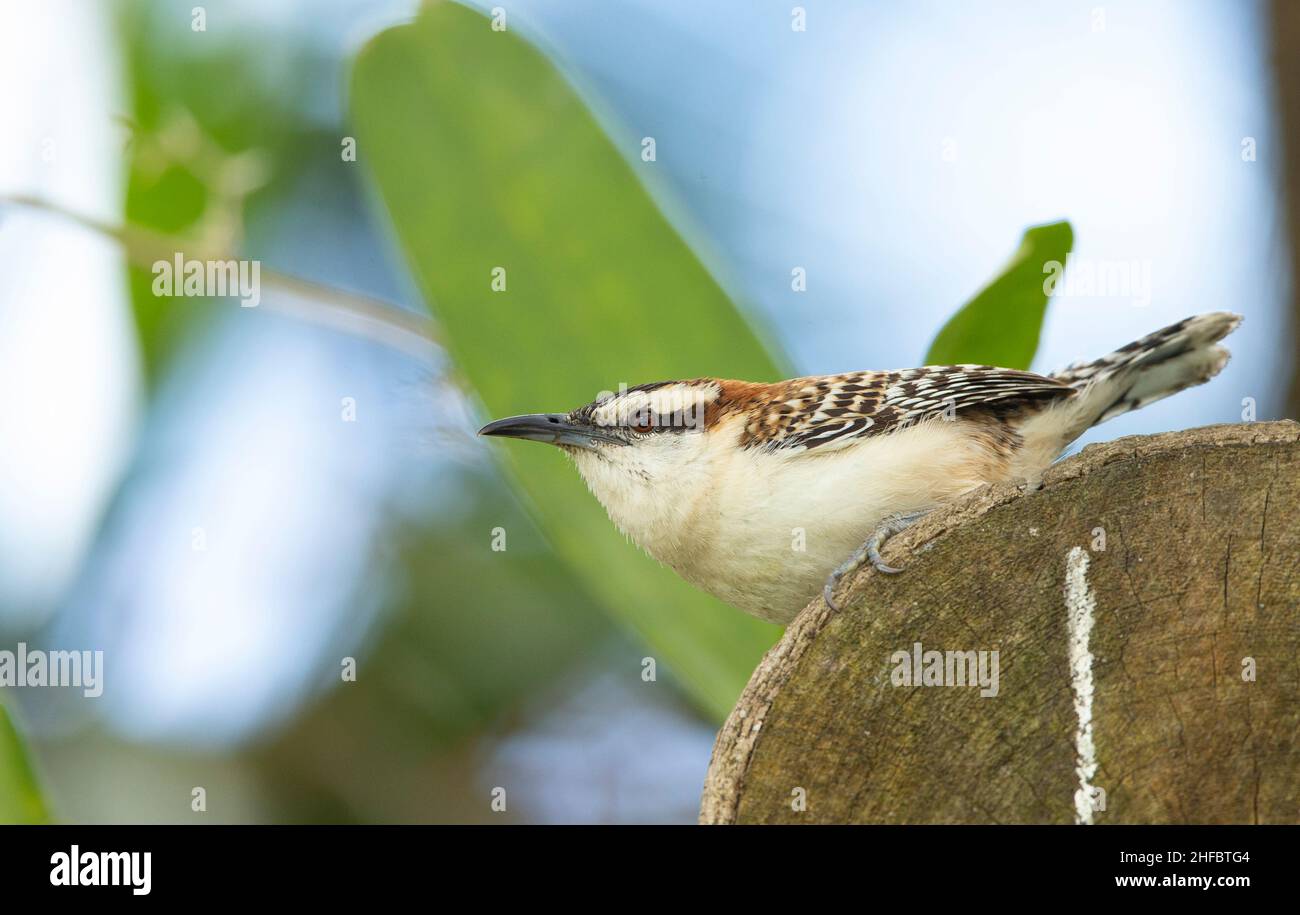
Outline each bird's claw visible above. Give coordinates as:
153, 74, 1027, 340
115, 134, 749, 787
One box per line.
866, 539, 903, 575
821, 510, 928, 610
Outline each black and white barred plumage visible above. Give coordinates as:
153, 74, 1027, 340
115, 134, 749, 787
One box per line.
722, 312, 1239, 459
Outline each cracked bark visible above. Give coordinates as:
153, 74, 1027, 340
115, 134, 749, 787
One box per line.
700, 421, 1300, 825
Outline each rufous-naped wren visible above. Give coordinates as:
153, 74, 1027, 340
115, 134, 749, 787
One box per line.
481, 312, 1241, 624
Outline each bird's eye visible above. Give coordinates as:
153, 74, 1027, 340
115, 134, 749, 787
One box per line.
630, 413, 656, 433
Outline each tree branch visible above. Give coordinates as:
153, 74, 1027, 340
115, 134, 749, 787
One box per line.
1, 193, 439, 360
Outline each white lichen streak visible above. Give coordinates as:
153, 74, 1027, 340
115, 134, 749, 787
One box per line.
1064, 546, 1099, 824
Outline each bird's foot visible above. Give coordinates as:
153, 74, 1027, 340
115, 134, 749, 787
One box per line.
822, 510, 931, 611
1018, 472, 1045, 493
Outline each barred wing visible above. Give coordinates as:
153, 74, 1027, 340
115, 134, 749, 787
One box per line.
739, 366, 1075, 453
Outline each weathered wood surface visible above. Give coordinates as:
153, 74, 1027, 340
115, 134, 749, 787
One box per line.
701, 421, 1300, 824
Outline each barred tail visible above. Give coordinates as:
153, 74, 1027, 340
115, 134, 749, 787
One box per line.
1049, 312, 1241, 440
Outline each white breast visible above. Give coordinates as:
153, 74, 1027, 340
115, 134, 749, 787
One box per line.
573, 415, 1023, 625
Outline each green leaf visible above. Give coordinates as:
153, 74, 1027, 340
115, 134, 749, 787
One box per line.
0, 703, 50, 824
351, 2, 784, 719
375, 470, 613, 744
925, 221, 1074, 370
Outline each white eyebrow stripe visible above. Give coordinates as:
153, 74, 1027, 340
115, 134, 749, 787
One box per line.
588, 383, 719, 428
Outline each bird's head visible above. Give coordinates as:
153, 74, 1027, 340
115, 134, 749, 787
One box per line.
479, 378, 724, 464
479, 379, 738, 546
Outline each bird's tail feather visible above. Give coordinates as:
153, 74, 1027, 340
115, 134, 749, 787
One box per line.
1049, 311, 1241, 440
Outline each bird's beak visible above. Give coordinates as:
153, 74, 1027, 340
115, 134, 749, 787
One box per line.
478, 413, 624, 451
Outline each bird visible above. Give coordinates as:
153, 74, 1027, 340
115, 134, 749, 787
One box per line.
479, 312, 1241, 625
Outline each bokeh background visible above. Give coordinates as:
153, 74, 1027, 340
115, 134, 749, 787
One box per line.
0, 0, 1296, 824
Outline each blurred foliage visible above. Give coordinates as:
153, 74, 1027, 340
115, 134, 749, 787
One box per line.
0, 0, 617, 825
112, 3, 617, 744
0, 704, 49, 824
361, 471, 610, 746
925, 221, 1073, 370
117, 0, 326, 388
249, 470, 613, 823
352, 2, 785, 720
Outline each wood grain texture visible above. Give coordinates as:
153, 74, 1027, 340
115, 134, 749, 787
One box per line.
700, 421, 1300, 824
